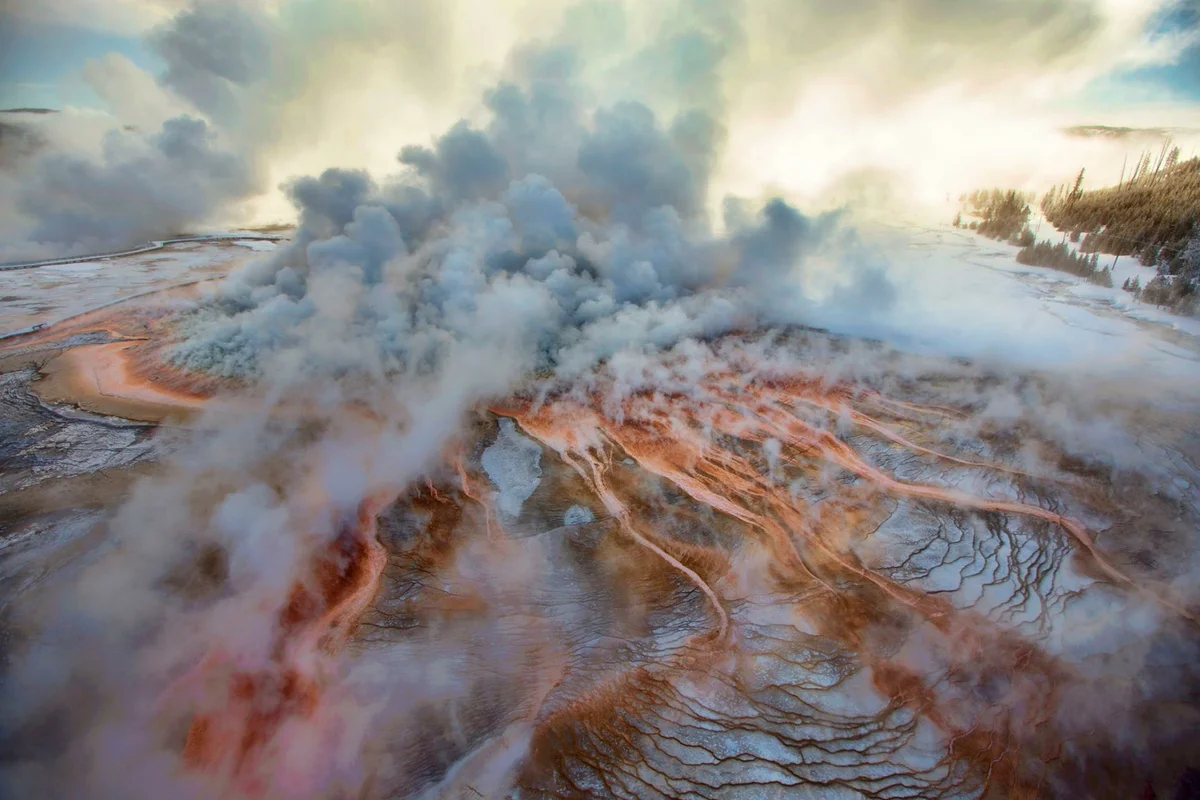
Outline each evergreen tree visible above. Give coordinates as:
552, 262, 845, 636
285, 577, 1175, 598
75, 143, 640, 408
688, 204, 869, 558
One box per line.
1040, 145, 1200, 314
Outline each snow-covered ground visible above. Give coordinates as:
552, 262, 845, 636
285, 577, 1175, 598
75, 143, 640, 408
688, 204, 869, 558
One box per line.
1022, 212, 1185, 321
0, 238, 277, 336
801, 221, 1200, 380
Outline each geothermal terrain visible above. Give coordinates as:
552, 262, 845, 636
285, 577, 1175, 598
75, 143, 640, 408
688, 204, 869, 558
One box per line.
5, 0, 1200, 796
1, 220, 1198, 800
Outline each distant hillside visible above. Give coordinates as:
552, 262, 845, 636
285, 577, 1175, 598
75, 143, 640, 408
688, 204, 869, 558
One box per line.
1062, 125, 1194, 140
0, 108, 59, 115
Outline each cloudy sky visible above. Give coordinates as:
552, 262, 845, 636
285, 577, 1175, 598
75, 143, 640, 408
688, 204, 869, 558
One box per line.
2, 0, 1197, 111
0, 0, 1198, 248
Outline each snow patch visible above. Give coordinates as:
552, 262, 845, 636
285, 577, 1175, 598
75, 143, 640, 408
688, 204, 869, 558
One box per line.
481, 418, 543, 519
564, 504, 595, 526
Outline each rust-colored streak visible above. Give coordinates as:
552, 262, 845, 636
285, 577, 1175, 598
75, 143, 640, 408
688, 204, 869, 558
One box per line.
136, 342, 1189, 797
175, 494, 389, 796
455, 455, 496, 539
504, 404, 732, 642
493, 363, 1193, 795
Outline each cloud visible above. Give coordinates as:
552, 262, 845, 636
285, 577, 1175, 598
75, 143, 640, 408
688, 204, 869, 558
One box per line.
13, 114, 257, 251
399, 122, 510, 203
1, 0, 192, 35
165, 38, 888, 385
147, 1, 273, 124
80, 52, 191, 130
3, 0, 1198, 259
730, 0, 1150, 109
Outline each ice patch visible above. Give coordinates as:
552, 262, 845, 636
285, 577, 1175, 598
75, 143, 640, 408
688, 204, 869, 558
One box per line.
481, 418, 542, 519
39, 262, 103, 274
232, 239, 278, 252
564, 505, 595, 526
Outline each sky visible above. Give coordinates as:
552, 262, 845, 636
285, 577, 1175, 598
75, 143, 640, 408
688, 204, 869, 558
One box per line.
6, 0, 1196, 108
1124, 0, 1200, 101
0, 0, 1198, 252
0, 16, 152, 109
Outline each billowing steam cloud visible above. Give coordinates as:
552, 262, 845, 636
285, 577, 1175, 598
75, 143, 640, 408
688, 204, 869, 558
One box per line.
0, 3, 271, 259
0, 7, 901, 795
166, 33, 891, 384
16, 115, 254, 251
149, 2, 273, 127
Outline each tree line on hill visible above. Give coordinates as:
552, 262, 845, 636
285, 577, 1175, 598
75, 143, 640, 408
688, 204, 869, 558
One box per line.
1015, 241, 1112, 286
1041, 141, 1200, 313
954, 189, 1035, 243
952, 188, 1113, 287
955, 139, 1200, 314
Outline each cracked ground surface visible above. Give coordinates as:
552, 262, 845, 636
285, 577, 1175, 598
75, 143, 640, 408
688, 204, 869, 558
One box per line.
1, 332, 1199, 799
